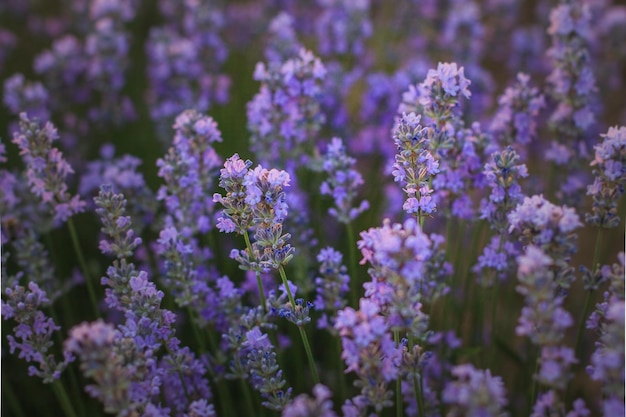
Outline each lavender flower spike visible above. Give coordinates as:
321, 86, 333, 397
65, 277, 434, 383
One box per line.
1, 281, 73, 383
12, 113, 85, 225
281, 384, 338, 417
320, 137, 369, 223
442, 364, 508, 417
392, 112, 439, 220
586, 126, 626, 228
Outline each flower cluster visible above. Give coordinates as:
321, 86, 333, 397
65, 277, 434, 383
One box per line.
281, 384, 337, 417
391, 112, 439, 219
1, 282, 72, 383
508, 194, 581, 289
314, 0, 372, 58
490, 72, 545, 147
335, 299, 401, 414
319, 137, 369, 223
248, 48, 326, 167
442, 364, 508, 417
314, 247, 350, 331
12, 113, 85, 225
586, 126, 626, 228
516, 246, 578, 414
215, 157, 295, 273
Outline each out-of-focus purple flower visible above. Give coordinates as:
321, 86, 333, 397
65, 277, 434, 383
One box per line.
248, 48, 326, 167
12, 113, 85, 225
3, 74, 50, 122
480, 147, 528, 233
281, 384, 337, 417
146, 25, 229, 136
490, 73, 545, 148
265, 12, 302, 63
319, 137, 369, 223
358, 218, 443, 336
314, 247, 350, 331
545, 0, 598, 204
157, 109, 223, 236
508, 194, 581, 289
1, 282, 72, 383
314, 0, 372, 57
588, 298, 624, 412
586, 126, 626, 228
442, 364, 508, 417
65, 320, 133, 414
335, 298, 400, 413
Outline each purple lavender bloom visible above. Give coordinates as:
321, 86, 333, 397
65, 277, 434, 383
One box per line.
247, 48, 326, 167
442, 364, 508, 417
490, 73, 545, 148
588, 298, 625, 413
314, 0, 372, 57
265, 12, 302, 63
157, 109, 223, 236
417, 62, 471, 129
224, 163, 295, 273
314, 247, 350, 331
1, 282, 72, 383
213, 154, 254, 234
3, 74, 50, 121
545, 0, 598, 203
473, 236, 521, 286
11, 113, 85, 225
480, 146, 528, 233
586, 126, 626, 228
65, 320, 133, 414
359, 218, 449, 323
34, 35, 91, 106
95, 186, 214, 414
335, 298, 401, 413
281, 384, 337, 417
319, 137, 369, 223
146, 26, 230, 136
241, 326, 292, 411
516, 246, 574, 346
391, 112, 439, 220
508, 194, 581, 289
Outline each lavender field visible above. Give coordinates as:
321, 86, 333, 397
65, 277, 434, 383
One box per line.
1, 0, 625, 416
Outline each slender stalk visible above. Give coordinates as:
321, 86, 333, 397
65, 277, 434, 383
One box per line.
240, 379, 257, 417
47, 306, 86, 417
52, 380, 79, 417
186, 306, 207, 353
408, 335, 425, 417
67, 218, 99, 318
574, 228, 604, 361
3, 372, 26, 417
335, 335, 348, 403
394, 331, 403, 417
243, 230, 267, 314
346, 222, 359, 307
278, 265, 320, 384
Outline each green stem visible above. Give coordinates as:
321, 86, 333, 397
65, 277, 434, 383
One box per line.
52, 380, 78, 417
346, 222, 359, 307
278, 265, 320, 384
240, 379, 257, 417
335, 335, 348, 403
394, 331, 403, 417
67, 218, 100, 318
574, 228, 604, 362
186, 306, 207, 353
3, 372, 26, 417
243, 230, 267, 314
47, 306, 86, 417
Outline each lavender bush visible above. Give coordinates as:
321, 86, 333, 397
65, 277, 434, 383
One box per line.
1, 0, 625, 416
